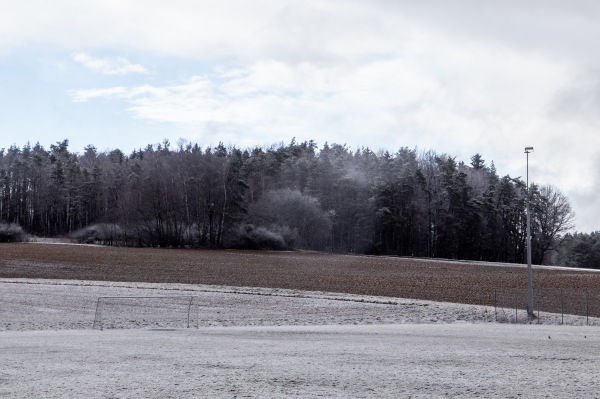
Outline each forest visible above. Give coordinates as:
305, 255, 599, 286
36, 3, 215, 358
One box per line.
0, 138, 593, 268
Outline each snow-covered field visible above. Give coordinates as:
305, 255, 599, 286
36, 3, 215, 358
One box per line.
2, 278, 600, 398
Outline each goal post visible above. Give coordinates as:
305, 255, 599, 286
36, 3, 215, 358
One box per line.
92, 296, 196, 330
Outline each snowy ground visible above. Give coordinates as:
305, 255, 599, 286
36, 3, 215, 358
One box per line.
2, 278, 600, 398
0, 278, 504, 331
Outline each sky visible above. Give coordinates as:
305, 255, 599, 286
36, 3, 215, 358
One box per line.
0, 0, 599, 232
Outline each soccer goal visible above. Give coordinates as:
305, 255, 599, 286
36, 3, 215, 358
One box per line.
92, 296, 197, 330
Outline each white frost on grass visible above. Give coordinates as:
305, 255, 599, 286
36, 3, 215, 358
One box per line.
2, 324, 600, 398
0, 278, 492, 331
1, 278, 596, 331
2, 278, 600, 398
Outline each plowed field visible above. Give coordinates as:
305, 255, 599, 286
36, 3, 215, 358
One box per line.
2, 243, 600, 316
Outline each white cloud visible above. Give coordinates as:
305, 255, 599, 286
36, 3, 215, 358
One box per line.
57, 1, 600, 158
66, 46, 566, 154
69, 86, 128, 102
72, 52, 148, 75
569, 153, 600, 232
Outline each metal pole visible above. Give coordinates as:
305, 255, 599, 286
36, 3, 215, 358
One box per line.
561, 290, 564, 325
92, 297, 103, 331
525, 147, 534, 317
586, 290, 589, 326
494, 290, 497, 322
187, 296, 193, 328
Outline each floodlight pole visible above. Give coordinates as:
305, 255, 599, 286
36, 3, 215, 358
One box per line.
525, 147, 534, 317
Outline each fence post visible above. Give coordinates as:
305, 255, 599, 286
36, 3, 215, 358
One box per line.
187, 296, 193, 328
515, 296, 518, 324
561, 290, 564, 325
494, 290, 497, 322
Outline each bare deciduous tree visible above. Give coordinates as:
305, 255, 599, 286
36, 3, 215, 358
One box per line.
532, 184, 575, 264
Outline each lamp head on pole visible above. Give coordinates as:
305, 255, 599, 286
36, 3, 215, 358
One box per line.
524, 146, 534, 153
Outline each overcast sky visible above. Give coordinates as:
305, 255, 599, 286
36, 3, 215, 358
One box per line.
1, 1, 599, 232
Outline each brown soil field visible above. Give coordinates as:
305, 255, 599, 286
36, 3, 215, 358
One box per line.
2, 243, 600, 316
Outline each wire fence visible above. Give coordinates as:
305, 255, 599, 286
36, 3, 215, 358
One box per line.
492, 289, 600, 326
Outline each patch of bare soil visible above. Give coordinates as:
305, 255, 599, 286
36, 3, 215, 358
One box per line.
2, 243, 600, 316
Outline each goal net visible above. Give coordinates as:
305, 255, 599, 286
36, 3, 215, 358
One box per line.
92, 296, 197, 330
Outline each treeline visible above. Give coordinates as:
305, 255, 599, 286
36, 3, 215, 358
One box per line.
0, 138, 581, 266
557, 232, 600, 269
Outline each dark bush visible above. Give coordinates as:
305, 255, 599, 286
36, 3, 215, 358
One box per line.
248, 189, 331, 250
70, 224, 126, 245
0, 223, 26, 243
228, 224, 291, 250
